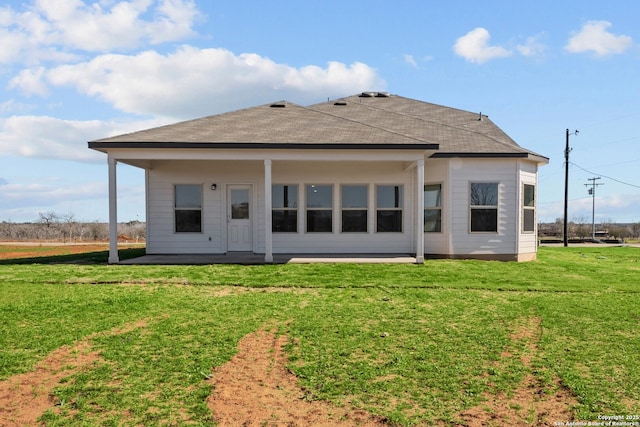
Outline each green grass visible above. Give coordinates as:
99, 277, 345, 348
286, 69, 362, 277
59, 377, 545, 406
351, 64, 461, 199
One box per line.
0, 246, 638, 425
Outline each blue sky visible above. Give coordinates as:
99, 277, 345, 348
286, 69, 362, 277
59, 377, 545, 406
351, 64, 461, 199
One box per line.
1, 0, 639, 224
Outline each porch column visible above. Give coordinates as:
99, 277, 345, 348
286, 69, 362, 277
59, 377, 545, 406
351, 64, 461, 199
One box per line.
264, 159, 273, 263
108, 156, 119, 264
415, 159, 425, 263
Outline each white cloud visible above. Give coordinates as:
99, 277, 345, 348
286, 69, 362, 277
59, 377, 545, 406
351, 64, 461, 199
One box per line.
453, 27, 512, 64
9, 67, 50, 96
404, 54, 418, 68
0, 180, 104, 205
0, 0, 200, 64
0, 115, 167, 162
20, 46, 384, 119
516, 34, 546, 57
565, 21, 633, 56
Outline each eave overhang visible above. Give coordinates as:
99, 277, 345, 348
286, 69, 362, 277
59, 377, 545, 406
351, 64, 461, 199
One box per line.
88, 141, 440, 151
430, 151, 549, 164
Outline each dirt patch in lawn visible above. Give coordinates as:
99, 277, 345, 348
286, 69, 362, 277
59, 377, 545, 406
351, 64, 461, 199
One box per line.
0, 342, 101, 426
455, 317, 578, 426
0, 320, 148, 427
207, 328, 387, 426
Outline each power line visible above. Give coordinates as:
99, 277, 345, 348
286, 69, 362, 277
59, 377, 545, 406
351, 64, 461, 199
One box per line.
570, 162, 640, 189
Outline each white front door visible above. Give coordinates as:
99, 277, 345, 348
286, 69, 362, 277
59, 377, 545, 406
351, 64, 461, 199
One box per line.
227, 185, 252, 251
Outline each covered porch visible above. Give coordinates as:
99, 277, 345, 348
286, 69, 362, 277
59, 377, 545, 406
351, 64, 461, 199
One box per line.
105, 149, 430, 265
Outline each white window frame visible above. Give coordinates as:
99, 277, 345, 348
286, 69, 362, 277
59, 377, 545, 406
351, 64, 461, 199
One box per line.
375, 184, 403, 233
174, 184, 203, 233
469, 182, 499, 233
424, 183, 442, 233
341, 184, 368, 233
305, 184, 333, 233
522, 183, 536, 233
272, 184, 298, 233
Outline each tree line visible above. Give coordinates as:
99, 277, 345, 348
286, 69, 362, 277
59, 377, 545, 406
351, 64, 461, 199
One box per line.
0, 211, 145, 242
539, 216, 640, 241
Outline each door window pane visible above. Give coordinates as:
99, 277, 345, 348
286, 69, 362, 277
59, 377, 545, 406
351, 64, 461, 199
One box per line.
231, 189, 249, 219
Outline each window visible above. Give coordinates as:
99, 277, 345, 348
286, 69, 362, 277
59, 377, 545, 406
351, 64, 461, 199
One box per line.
424, 184, 442, 232
175, 184, 202, 232
341, 185, 368, 232
306, 184, 332, 232
522, 184, 536, 233
376, 185, 403, 232
272, 184, 298, 232
470, 182, 498, 232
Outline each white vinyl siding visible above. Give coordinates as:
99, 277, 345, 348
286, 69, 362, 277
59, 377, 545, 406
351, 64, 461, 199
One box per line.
449, 159, 517, 256
142, 155, 540, 260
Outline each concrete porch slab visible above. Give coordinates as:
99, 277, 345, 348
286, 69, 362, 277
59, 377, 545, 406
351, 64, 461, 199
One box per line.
118, 253, 418, 265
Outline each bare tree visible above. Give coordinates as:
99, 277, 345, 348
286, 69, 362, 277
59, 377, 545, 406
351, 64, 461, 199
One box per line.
38, 211, 58, 228
60, 212, 75, 243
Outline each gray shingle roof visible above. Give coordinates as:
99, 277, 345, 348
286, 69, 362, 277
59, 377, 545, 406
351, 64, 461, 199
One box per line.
89, 93, 547, 161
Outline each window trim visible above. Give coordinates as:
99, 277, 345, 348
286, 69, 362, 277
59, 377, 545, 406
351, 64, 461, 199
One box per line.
375, 184, 403, 233
272, 184, 299, 233
340, 184, 368, 233
424, 183, 442, 233
522, 183, 536, 233
174, 183, 203, 233
469, 182, 499, 233
305, 184, 333, 233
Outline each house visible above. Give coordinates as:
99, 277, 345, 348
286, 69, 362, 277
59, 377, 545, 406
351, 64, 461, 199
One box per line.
88, 92, 548, 264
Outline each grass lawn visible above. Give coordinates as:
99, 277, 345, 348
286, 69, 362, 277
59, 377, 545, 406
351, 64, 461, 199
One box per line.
0, 246, 638, 425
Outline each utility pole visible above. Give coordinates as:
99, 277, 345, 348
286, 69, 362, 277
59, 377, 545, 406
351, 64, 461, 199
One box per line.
563, 129, 579, 246
585, 177, 603, 241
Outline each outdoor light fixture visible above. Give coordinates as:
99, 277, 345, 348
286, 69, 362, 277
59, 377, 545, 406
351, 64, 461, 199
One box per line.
210, 183, 217, 191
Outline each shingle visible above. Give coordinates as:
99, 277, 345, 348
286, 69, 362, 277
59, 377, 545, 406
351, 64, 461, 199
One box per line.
90, 94, 547, 161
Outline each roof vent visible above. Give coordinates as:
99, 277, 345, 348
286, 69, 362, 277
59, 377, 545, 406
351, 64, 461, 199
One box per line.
375, 92, 390, 97
359, 92, 375, 98
270, 101, 287, 108
334, 99, 347, 106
